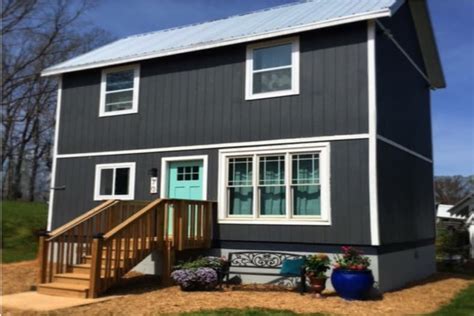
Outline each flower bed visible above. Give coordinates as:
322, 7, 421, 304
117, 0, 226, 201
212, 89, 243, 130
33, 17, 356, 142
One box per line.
171, 256, 228, 291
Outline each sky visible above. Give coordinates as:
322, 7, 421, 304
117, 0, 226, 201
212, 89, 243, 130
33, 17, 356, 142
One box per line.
82, 0, 474, 176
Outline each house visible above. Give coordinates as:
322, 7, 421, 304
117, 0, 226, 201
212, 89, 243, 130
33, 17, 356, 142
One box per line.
447, 194, 474, 258
436, 204, 464, 229
39, 0, 445, 297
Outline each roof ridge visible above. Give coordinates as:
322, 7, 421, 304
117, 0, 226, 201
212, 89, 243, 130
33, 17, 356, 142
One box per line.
123, 0, 317, 40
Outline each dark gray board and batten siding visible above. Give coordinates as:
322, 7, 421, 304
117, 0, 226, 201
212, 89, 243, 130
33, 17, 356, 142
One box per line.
53, 22, 373, 246
375, 4, 435, 244
57, 23, 369, 155
376, 3, 432, 158
52, 139, 371, 245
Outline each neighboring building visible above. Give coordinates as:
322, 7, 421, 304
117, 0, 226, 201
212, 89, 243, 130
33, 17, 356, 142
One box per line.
436, 204, 465, 229
42, 0, 445, 292
447, 194, 474, 258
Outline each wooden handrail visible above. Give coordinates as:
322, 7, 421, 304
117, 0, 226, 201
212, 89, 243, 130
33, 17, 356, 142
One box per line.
103, 198, 163, 240
48, 200, 118, 239
38, 200, 149, 286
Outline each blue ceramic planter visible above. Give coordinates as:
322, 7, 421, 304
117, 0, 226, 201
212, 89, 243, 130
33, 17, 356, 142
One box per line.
331, 269, 374, 300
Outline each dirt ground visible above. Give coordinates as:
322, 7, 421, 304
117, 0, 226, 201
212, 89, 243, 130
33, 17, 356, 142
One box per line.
1, 260, 473, 316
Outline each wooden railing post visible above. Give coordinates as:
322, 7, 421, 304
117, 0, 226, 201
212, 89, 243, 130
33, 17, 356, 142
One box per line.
89, 234, 104, 298
37, 231, 49, 284
205, 202, 213, 248
161, 240, 175, 286
177, 200, 185, 251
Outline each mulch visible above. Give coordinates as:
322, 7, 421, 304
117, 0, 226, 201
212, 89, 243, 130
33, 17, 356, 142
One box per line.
1, 260, 473, 315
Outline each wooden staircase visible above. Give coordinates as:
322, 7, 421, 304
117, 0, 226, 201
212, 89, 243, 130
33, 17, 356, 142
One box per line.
37, 199, 214, 298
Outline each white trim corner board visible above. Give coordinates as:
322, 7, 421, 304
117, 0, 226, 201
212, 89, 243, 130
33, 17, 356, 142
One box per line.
160, 155, 209, 200
368, 20, 380, 246
47, 76, 63, 231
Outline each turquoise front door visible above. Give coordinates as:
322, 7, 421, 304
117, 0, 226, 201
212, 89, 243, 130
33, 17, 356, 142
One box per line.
167, 160, 204, 236
168, 160, 204, 200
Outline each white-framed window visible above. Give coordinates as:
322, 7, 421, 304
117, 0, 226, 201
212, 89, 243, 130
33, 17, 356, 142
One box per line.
218, 143, 331, 225
99, 64, 140, 117
245, 37, 300, 100
94, 162, 136, 200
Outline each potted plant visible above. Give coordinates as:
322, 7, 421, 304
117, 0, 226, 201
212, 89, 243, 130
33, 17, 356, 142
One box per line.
304, 253, 330, 297
331, 246, 374, 300
171, 256, 227, 291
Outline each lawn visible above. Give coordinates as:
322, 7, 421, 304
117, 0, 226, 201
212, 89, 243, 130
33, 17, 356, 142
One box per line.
2, 200, 48, 263
429, 283, 474, 316
181, 308, 300, 315
181, 308, 324, 315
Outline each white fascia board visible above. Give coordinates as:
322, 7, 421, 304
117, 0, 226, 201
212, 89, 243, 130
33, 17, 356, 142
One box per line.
41, 9, 392, 77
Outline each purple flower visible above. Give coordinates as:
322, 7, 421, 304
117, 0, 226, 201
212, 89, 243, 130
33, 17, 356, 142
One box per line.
171, 267, 218, 290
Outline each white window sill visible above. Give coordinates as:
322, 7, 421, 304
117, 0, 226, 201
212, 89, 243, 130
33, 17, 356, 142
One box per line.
94, 195, 134, 201
245, 89, 299, 101
218, 218, 331, 226
99, 109, 138, 117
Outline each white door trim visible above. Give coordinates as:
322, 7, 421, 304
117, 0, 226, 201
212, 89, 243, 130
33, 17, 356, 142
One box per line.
160, 155, 208, 200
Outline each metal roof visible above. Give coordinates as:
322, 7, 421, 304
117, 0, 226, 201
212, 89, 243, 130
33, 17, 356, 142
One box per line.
42, 0, 404, 76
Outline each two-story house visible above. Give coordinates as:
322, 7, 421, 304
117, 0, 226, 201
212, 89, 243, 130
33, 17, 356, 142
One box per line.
40, 0, 445, 296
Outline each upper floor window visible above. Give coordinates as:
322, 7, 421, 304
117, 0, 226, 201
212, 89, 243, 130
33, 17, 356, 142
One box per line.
245, 37, 299, 100
99, 64, 140, 117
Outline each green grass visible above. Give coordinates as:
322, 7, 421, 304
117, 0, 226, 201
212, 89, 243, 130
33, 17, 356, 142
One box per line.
2, 200, 48, 263
180, 308, 324, 315
428, 284, 474, 316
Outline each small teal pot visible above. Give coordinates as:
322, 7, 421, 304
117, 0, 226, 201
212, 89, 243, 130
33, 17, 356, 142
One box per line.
331, 269, 374, 300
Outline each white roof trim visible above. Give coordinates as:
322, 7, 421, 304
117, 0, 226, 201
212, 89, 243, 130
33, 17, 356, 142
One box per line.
42, 9, 392, 77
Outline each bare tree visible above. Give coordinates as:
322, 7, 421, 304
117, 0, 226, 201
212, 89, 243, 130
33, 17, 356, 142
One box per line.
434, 176, 473, 205
2, 0, 113, 200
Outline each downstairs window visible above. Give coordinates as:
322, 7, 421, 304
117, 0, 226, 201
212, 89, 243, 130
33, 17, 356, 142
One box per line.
219, 143, 331, 225
94, 162, 136, 200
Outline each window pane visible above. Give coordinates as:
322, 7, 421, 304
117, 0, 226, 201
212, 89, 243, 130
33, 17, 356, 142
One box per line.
292, 154, 319, 184
228, 187, 253, 215
106, 70, 134, 91
228, 158, 252, 186
105, 90, 133, 104
105, 102, 133, 112
114, 168, 130, 195
253, 68, 292, 94
260, 186, 285, 215
259, 156, 285, 185
253, 44, 292, 70
100, 169, 113, 195
293, 185, 321, 216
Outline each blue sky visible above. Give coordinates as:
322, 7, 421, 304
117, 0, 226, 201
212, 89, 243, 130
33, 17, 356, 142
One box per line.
83, 0, 474, 176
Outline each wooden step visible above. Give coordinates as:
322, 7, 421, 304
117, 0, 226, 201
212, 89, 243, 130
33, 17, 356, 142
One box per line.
37, 282, 89, 298
72, 263, 91, 274
83, 255, 127, 265
54, 273, 90, 286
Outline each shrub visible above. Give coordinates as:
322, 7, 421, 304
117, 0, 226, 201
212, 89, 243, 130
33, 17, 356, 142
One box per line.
333, 246, 370, 271
436, 225, 470, 261
174, 256, 227, 270
172, 256, 227, 291
304, 254, 330, 278
171, 267, 218, 291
